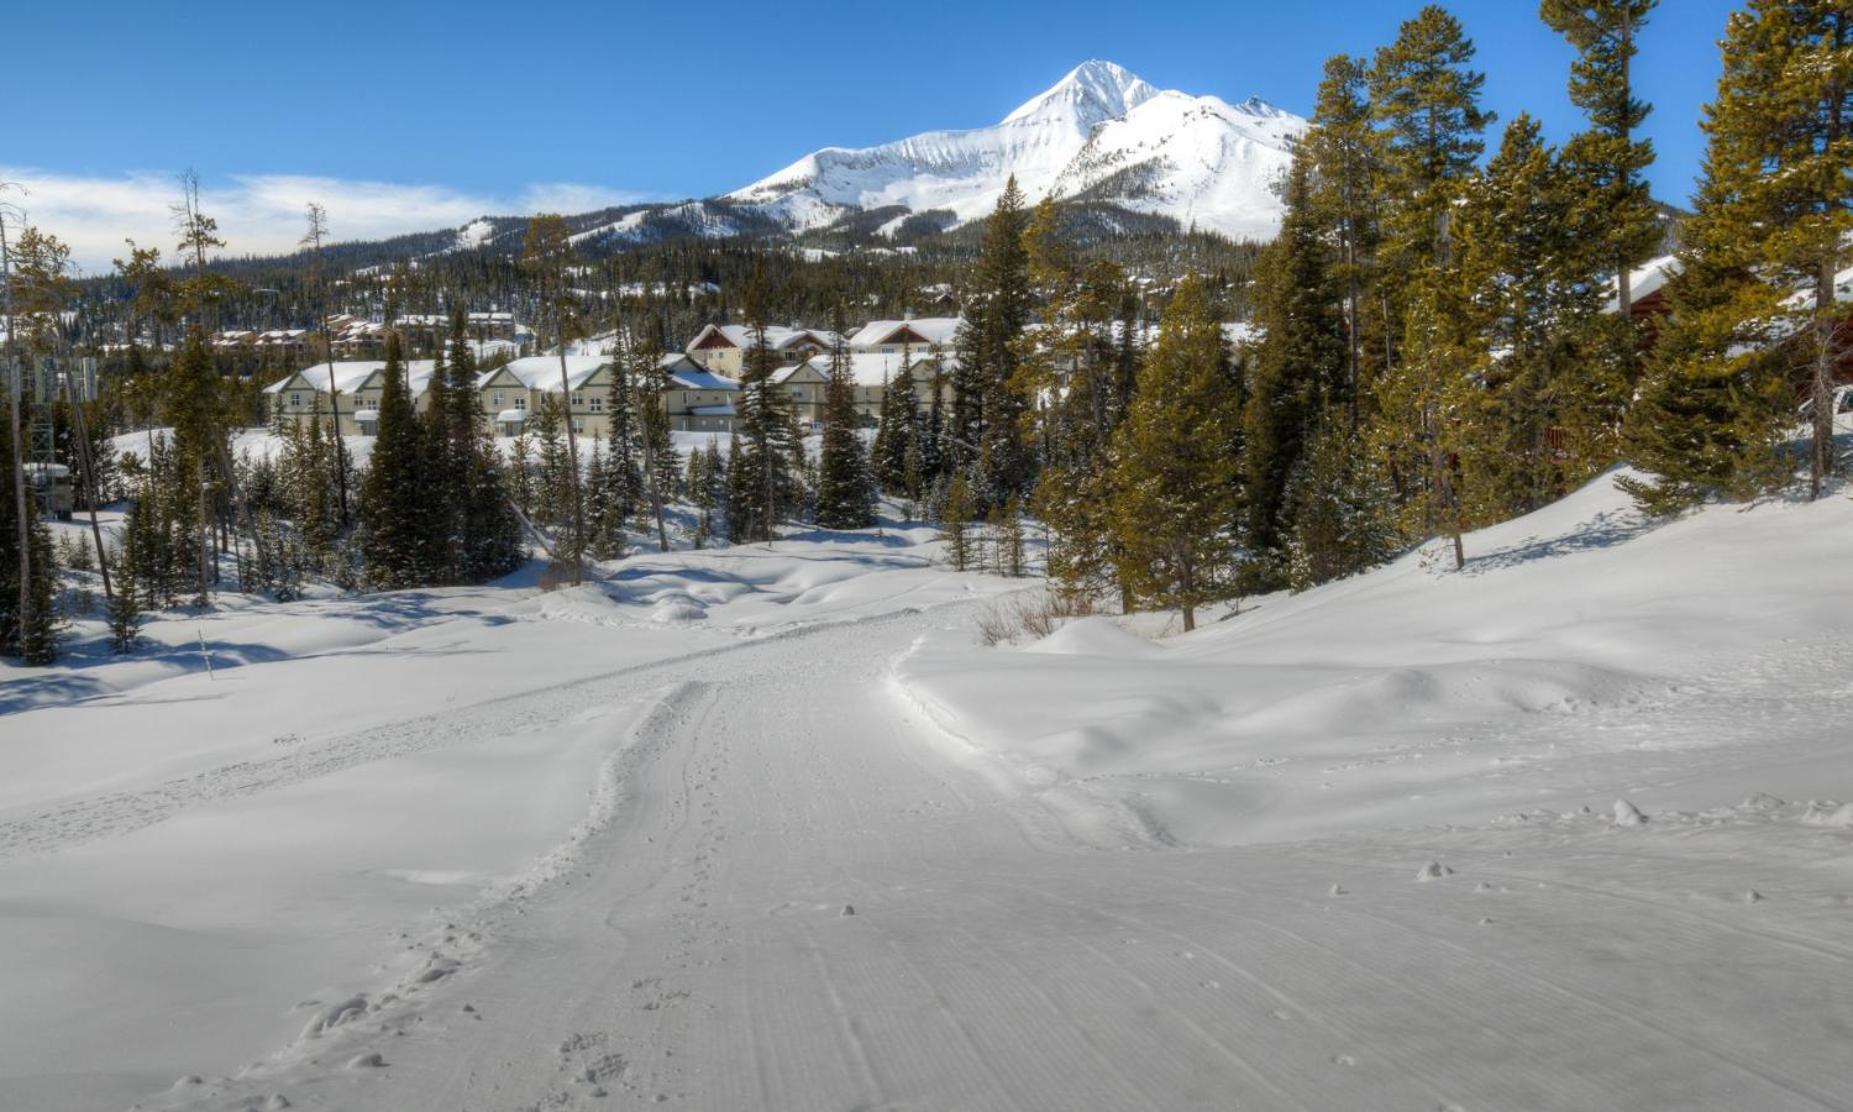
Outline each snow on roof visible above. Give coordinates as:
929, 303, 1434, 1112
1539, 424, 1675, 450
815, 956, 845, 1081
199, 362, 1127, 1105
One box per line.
795, 351, 940, 388
395, 311, 514, 326
689, 323, 843, 352
846, 317, 964, 349
495, 355, 611, 393
1605, 254, 1681, 314
688, 404, 737, 417
266, 360, 439, 396
495, 409, 528, 423
667, 364, 740, 392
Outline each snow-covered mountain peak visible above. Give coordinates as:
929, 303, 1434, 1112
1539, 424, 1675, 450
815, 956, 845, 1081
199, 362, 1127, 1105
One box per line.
660, 61, 1309, 248
1232, 95, 1289, 119
1001, 59, 1160, 130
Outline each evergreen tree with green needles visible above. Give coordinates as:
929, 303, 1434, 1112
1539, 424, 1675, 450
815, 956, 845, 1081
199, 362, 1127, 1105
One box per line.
1110, 276, 1245, 632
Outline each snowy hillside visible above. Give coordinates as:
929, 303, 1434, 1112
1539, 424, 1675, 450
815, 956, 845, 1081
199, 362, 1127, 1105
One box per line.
7, 471, 1853, 1109
568, 61, 1303, 246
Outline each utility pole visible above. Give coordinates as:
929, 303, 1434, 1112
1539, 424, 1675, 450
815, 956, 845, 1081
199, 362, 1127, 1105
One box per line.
302, 203, 350, 523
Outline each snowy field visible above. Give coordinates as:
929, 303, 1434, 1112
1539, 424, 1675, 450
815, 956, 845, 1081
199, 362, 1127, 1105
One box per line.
3, 469, 1852, 1110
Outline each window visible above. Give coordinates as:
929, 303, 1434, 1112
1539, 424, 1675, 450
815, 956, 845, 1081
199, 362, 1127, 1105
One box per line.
289, 392, 302, 408
572, 392, 585, 407
492, 391, 504, 406
514, 396, 527, 410
589, 395, 603, 413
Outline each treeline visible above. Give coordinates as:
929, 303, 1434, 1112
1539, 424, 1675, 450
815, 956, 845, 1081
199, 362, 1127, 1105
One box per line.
74, 205, 1261, 374
868, 0, 1847, 630
4, 0, 1845, 665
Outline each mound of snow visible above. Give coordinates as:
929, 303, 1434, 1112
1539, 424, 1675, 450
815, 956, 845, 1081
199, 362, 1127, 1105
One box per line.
1020, 615, 1164, 658
1801, 802, 1853, 828
896, 467, 1853, 846
1612, 799, 1649, 826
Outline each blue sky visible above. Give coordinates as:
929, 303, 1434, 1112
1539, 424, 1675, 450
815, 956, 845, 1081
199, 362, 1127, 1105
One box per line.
3, 0, 1739, 268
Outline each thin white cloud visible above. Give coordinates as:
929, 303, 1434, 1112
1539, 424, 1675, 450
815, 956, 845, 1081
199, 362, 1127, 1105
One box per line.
0, 168, 664, 273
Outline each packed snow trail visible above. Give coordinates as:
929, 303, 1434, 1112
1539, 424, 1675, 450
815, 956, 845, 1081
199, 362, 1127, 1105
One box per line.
163, 601, 1853, 1112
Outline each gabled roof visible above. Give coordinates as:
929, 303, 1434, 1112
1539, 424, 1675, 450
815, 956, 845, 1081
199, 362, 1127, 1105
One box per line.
477, 364, 529, 389
794, 351, 940, 388
770, 361, 830, 385
687, 323, 843, 353
847, 317, 964, 349
265, 360, 438, 395
495, 355, 612, 393
353, 360, 444, 395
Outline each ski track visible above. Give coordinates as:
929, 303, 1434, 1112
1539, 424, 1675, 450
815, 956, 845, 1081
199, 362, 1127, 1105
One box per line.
63, 597, 1853, 1111
0, 607, 931, 860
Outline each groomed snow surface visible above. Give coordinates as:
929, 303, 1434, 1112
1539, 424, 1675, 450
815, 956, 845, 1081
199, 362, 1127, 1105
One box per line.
4, 469, 1853, 1111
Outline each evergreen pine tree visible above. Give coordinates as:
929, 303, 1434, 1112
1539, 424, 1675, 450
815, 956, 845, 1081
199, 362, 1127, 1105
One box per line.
1243, 148, 1347, 576
358, 333, 430, 589
1109, 276, 1245, 632
0, 402, 58, 663
1284, 413, 1400, 590
938, 470, 976, 572
601, 354, 646, 537
816, 308, 876, 529
1541, 0, 1662, 382
522, 213, 587, 581
1303, 54, 1386, 412
871, 349, 919, 498
953, 177, 1034, 504
1370, 6, 1496, 281
998, 495, 1025, 578
1454, 114, 1621, 520
1623, 2, 1849, 507
165, 327, 223, 603
730, 261, 801, 543
1364, 7, 1494, 567
631, 334, 679, 552
107, 563, 142, 654
530, 395, 571, 533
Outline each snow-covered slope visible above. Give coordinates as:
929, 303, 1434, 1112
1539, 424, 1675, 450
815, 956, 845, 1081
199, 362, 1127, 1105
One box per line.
722, 60, 1303, 241
12, 461, 1853, 1109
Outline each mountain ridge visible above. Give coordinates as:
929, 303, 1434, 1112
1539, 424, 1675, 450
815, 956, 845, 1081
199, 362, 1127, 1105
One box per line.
566, 60, 1304, 247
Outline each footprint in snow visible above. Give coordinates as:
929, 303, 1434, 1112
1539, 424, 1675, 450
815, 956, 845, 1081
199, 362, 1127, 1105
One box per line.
1416, 862, 1454, 882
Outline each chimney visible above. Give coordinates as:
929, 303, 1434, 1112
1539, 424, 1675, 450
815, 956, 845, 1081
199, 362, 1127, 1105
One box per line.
903, 308, 915, 321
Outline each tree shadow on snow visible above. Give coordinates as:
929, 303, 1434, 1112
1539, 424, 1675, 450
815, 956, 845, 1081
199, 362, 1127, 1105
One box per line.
1462, 507, 1658, 576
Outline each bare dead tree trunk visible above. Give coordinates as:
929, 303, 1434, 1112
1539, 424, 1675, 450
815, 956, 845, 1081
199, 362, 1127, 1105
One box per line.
0, 208, 33, 646
557, 342, 585, 584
